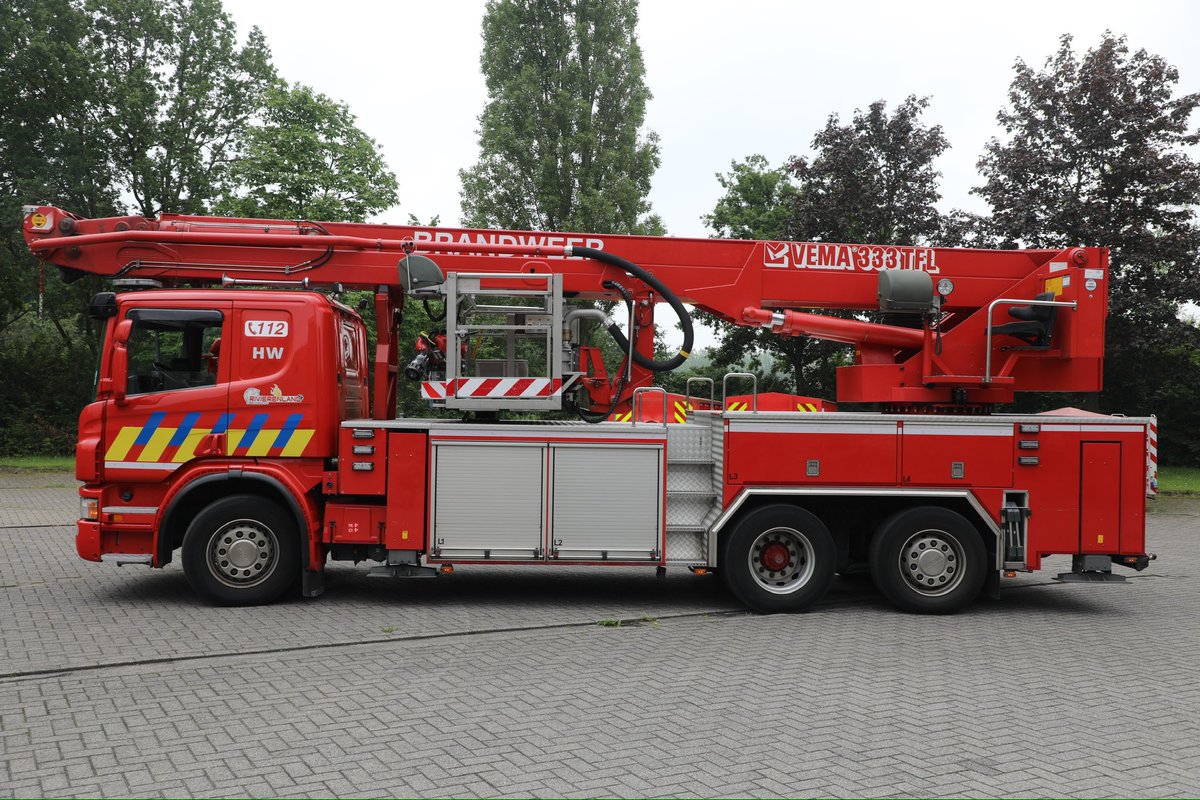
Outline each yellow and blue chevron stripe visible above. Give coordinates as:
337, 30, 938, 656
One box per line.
104, 412, 315, 468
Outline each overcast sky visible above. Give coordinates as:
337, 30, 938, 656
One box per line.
221, 0, 1199, 238
221, 0, 1199, 349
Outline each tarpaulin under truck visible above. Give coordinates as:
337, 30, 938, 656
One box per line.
22, 205, 1157, 614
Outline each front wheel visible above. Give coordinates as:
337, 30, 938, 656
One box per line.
721, 504, 837, 613
182, 494, 299, 606
869, 506, 988, 614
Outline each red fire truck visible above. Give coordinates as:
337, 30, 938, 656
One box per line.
22, 204, 1156, 614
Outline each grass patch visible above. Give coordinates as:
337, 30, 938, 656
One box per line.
1158, 466, 1200, 496
0, 455, 74, 472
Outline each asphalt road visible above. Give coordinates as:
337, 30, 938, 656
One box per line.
1, 471, 1198, 798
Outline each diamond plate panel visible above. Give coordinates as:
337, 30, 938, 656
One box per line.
666, 494, 717, 527
666, 421, 712, 463
667, 463, 714, 494
666, 530, 706, 562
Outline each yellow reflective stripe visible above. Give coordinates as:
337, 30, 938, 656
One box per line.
138, 427, 176, 462
246, 429, 280, 457
172, 430, 208, 462
280, 429, 315, 457
673, 413, 687, 423
225, 430, 246, 455
104, 427, 141, 461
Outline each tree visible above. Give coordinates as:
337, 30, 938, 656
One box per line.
701, 99, 949, 400
703, 154, 799, 240
87, 0, 276, 216
0, 0, 118, 454
218, 84, 399, 222
790, 96, 949, 245
976, 33, 1200, 463
459, 0, 662, 235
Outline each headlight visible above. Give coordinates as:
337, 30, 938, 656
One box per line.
80, 497, 99, 521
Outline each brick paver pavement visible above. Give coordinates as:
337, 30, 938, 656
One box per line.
1, 471, 1198, 797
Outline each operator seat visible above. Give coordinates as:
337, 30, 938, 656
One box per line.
994, 291, 1058, 348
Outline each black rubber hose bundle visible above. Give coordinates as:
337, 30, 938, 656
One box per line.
570, 246, 693, 372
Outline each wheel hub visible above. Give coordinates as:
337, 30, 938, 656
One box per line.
915, 548, 947, 575
900, 530, 964, 596
760, 542, 791, 572
208, 520, 278, 587
226, 539, 259, 569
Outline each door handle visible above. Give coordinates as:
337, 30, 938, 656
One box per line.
194, 433, 226, 457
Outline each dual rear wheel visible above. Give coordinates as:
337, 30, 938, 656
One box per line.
721, 503, 987, 614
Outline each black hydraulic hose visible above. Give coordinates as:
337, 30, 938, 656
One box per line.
570, 246, 693, 372
578, 279, 635, 424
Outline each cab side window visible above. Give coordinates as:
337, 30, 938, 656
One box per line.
126, 309, 224, 395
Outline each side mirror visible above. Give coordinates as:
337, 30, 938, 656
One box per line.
112, 319, 133, 405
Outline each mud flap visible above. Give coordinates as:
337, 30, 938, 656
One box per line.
983, 568, 1001, 600
301, 569, 325, 598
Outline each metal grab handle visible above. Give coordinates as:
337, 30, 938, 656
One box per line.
685, 376, 715, 414
632, 386, 668, 426
722, 372, 758, 412
984, 298, 1078, 383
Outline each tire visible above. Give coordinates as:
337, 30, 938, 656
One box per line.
720, 504, 837, 613
868, 506, 988, 614
182, 494, 299, 606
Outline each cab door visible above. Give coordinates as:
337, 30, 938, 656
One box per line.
225, 301, 324, 460
102, 303, 232, 486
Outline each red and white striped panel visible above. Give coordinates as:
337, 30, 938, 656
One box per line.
1146, 414, 1158, 497
421, 377, 563, 400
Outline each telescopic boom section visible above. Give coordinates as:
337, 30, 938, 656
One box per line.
22, 205, 1108, 408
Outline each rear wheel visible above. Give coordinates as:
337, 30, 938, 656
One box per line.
721, 505, 836, 613
182, 494, 299, 606
869, 506, 987, 614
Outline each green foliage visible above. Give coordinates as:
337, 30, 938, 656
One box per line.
87, 0, 276, 215
0, 316, 99, 455
0, 455, 76, 472
1158, 467, 1200, 496
0, 0, 117, 328
218, 84, 398, 222
978, 33, 1200, 463
0, 0, 400, 453
790, 96, 949, 245
703, 155, 798, 240
459, 0, 662, 235
0, 0, 116, 454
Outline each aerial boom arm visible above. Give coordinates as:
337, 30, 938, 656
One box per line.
22, 205, 1109, 409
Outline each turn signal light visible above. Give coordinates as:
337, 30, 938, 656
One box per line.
80, 497, 99, 521
439, 564, 454, 574
1004, 570, 1017, 578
